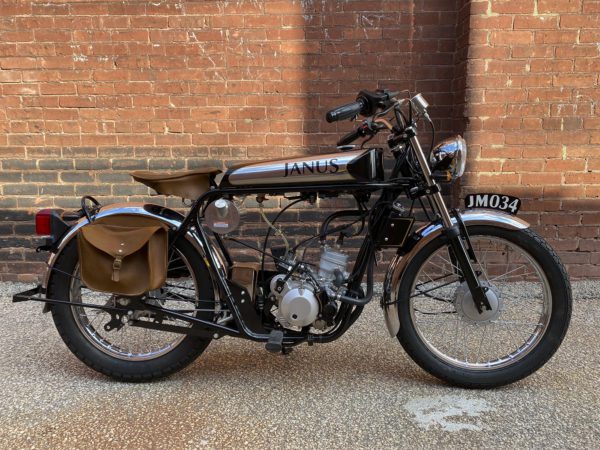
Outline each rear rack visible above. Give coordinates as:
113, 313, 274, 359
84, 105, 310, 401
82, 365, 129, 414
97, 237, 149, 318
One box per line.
12, 285, 45, 303
12, 285, 238, 339
12, 285, 133, 313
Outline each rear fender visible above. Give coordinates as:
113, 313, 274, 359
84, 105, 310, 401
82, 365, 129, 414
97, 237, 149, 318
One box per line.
42, 203, 220, 311
382, 210, 530, 337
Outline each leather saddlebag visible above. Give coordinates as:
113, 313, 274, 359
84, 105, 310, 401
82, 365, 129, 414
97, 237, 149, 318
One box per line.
77, 218, 169, 296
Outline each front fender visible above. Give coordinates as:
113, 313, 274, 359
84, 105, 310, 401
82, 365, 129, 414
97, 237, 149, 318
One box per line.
382, 210, 530, 337
42, 203, 213, 296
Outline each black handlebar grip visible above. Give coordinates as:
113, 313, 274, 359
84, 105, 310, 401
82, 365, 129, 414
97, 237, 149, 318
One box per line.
337, 128, 362, 146
326, 99, 365, 123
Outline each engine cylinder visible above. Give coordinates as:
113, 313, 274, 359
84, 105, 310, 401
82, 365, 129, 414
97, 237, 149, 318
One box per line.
318, 247, 349, 281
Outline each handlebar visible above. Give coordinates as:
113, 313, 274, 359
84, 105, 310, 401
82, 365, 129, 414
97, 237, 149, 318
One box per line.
328, 89, 429, 146
326, 89, 400, 123
326, 99, 366, 123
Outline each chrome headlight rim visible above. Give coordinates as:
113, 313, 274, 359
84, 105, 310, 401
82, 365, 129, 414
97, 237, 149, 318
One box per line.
429, 135, 467, 180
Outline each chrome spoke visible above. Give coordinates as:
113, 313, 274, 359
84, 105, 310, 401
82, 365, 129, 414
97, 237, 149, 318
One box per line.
69, 248, 213, 362
453, 316, 460, 356
424, 259, 459, 279
415, 317, 457, 324
462, 322, 468, 362
489, 264, 528, 281
492, 320, 543, 327
412, 279, 458, 298
415, 271, 454, 289
491, 271, 537, 282
476, 324, 487, 363
164, 283, 196, 292
435, 253, 463, 276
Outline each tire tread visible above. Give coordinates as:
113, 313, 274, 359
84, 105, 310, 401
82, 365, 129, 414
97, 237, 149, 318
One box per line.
47, 237, 213, 382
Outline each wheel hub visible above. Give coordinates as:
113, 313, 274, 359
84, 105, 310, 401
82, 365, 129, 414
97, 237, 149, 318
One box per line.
454, 281, 502, 323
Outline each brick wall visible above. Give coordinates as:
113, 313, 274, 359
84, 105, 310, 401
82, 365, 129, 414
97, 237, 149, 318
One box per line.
463, 0, 600, 278
1, 0, 597, 281
0, 0, 465, 281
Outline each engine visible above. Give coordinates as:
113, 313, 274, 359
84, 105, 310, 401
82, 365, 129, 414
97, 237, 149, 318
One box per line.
269, 246, 349, 329
269, 275, 319, 328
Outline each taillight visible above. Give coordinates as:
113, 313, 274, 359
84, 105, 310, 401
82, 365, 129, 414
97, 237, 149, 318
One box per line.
35, 209, 54, 236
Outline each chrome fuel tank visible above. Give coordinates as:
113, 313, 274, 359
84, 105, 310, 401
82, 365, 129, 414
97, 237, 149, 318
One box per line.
219, 148, 383, 188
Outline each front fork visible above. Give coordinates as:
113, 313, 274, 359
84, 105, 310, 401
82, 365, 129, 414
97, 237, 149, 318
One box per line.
409, 134, 492, 313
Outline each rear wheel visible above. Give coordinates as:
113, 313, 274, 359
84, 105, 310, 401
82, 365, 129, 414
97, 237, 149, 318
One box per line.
397, 226, 571, 388
48, 235, 217, 381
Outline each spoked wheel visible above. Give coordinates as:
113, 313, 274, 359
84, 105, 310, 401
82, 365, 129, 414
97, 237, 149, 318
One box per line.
397, 225, 571, 388
48, 235, 218, 381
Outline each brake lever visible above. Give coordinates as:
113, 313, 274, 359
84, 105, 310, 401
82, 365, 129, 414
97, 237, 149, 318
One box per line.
373, 117, 394, 131
337, 114, 395, 149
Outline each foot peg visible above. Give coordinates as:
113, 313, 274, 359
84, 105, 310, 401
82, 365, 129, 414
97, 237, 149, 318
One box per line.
265, 330, 284, 353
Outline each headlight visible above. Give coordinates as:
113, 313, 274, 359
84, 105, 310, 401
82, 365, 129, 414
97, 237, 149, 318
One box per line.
429, 135, 467, 180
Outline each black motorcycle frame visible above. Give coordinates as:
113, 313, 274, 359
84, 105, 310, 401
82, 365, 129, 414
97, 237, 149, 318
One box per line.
15, 92, 489, 349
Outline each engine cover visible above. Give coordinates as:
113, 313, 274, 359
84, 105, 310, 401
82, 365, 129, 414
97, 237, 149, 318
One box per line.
280, 287, 319, 328
270, 275, 319, 328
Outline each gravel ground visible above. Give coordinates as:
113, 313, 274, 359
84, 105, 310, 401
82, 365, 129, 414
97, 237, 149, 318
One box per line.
1, 281, 598, 449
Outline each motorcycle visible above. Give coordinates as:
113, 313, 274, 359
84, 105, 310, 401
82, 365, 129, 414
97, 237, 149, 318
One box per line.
14, 89, 572, 388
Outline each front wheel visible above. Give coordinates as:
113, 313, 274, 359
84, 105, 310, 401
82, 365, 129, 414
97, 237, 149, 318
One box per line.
397, 225, 571, 388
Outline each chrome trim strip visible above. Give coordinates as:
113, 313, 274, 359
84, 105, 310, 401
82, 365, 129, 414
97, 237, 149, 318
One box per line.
382, 210, 530, 337
370, 149, 376, 179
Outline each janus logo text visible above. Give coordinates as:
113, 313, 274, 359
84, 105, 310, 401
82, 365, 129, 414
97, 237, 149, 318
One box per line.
284, 159, 340, 177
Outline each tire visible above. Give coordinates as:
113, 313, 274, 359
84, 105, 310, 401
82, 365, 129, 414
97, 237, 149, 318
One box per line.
47, 235, 215, 382
397, 225, 571, 388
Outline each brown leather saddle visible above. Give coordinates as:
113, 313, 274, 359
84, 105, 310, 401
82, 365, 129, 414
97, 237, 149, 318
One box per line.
130, 167, 222, 199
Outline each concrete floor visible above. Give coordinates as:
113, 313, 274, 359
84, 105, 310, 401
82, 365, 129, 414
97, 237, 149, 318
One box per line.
0, 281, 598, 449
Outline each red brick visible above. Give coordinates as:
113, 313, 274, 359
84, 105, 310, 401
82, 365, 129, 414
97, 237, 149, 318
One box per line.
535, 30, 579, 43
485, 89, 527, 103
34, 30, 71, 42
544, 185, 585, 198
491, 0, 536, 14
560, 14, 600, 28
478, 173, 520, 185
514, 15, 559, 29
556, 45, 598, 57
545, 159, 586, 171
521, 173, 562, 185
538, 0, 582, 13
530, 59, 573, 73
490, 31, 534, 45
471, 16, 513, 29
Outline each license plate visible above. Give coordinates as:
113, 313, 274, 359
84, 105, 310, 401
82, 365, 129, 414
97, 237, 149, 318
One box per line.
464, 193, 521, 215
